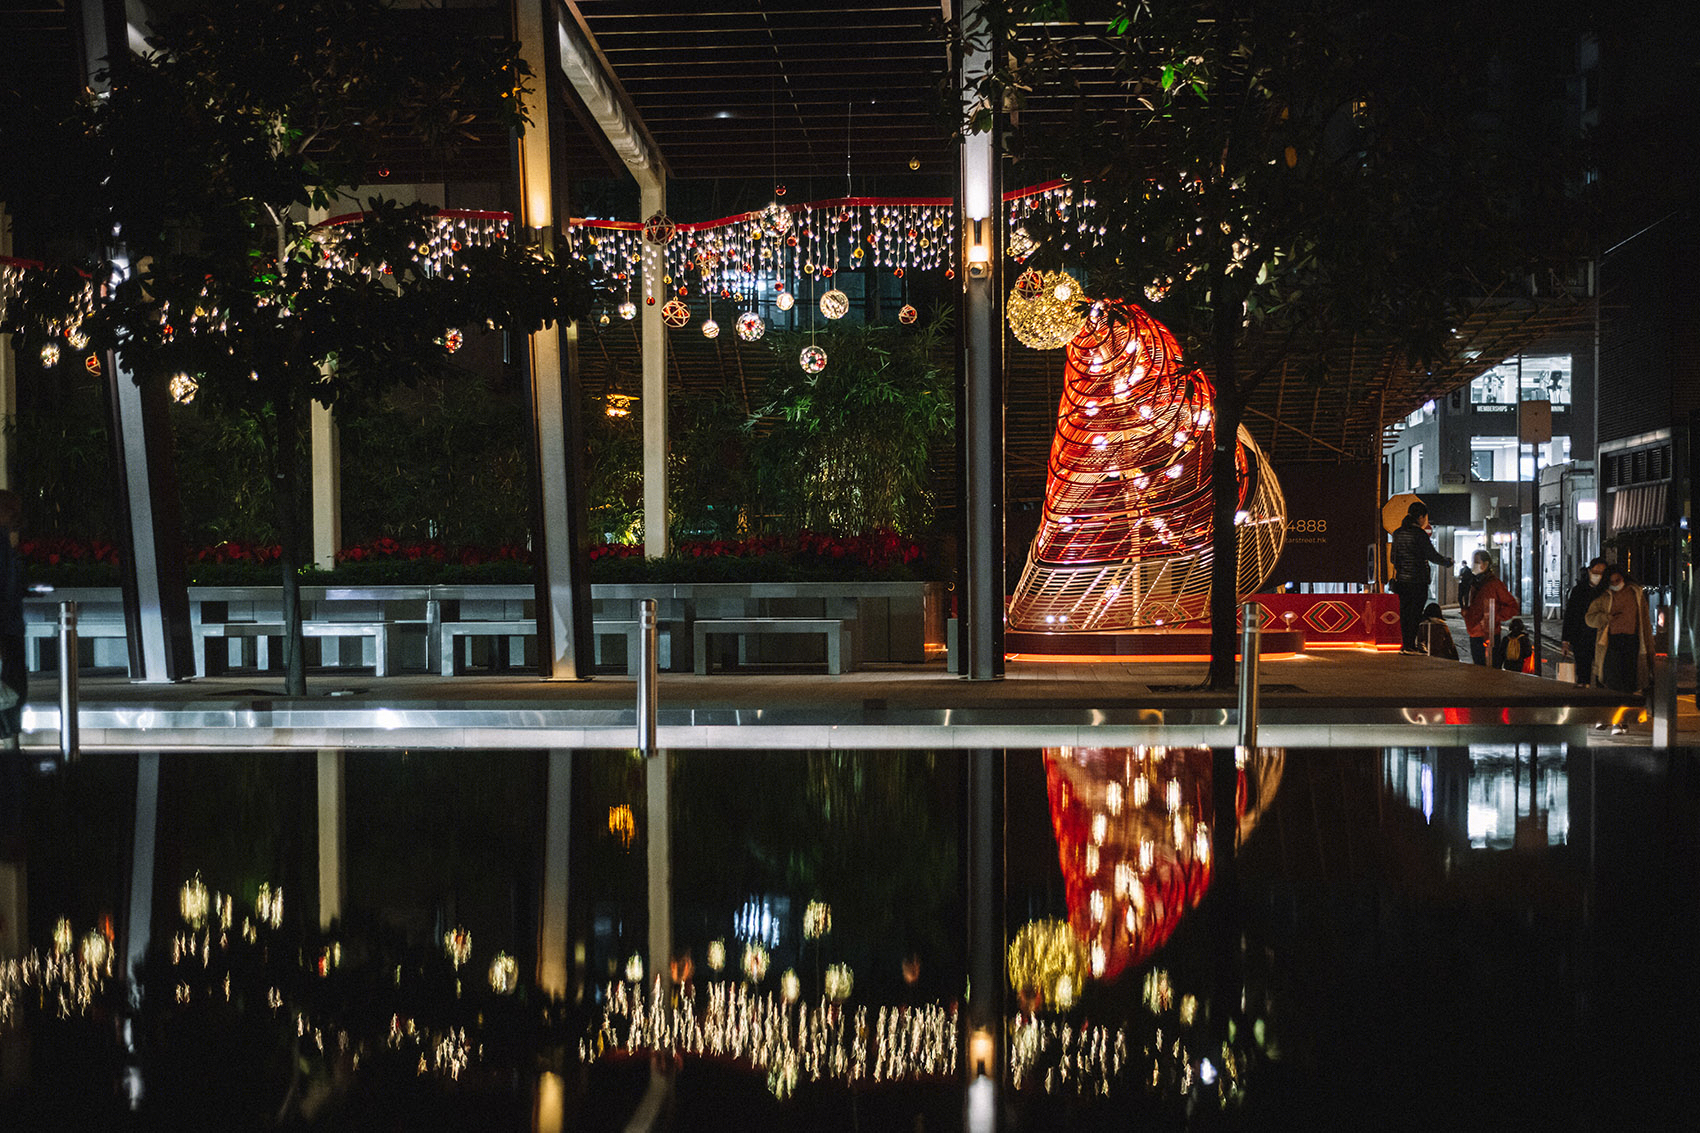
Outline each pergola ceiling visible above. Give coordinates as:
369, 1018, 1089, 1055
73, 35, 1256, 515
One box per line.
567, 0, 956, 181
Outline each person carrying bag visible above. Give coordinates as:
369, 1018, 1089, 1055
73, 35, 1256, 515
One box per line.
1461, 549, 1519, 667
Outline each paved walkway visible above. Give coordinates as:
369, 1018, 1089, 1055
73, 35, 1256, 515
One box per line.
18, 645, 1691, 752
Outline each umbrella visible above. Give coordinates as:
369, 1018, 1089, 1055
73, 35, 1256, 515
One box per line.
1381, 493, 1424, 534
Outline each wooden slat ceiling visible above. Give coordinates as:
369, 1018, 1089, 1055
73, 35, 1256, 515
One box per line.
569, 0, 956, 180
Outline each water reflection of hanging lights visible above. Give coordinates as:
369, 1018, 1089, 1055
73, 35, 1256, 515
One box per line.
1007, 918, 1088, 1010
803, 900, 832, 939
742, 942, 770, 983
444, 926, 472, 969
607, 802, 636, 844
823, 963, 853, 1002
169, 373, 198, 404
489, 953, 518, 994
180, 874, 210, 929
707, 939, 727, 972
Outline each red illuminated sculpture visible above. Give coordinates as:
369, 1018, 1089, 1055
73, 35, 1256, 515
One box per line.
1008, 300, 1286, 633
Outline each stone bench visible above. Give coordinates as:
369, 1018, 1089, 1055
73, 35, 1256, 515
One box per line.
195, 621, 398, 677
439, 619, 674, 675
24, 616, 130, 671
693, 618, 853, 676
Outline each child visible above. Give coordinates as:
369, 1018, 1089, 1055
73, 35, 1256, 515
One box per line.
1496, 618, 1534, 673
1417, 602, 1459, 660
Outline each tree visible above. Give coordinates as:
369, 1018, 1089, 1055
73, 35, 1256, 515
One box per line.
1, 0, 594, 694
960, 0, 1587, 686
750, 314, 955, 535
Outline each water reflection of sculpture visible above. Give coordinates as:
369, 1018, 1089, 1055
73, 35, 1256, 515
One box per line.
1041, 747, 1284, 983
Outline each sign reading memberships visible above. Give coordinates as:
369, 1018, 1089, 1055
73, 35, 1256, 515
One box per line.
1268, 462, 1378, 583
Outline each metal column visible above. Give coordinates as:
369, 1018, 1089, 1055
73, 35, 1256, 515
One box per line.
957, 0, 1005, 680
640, 176, 669, 559
515, 0, 594, 680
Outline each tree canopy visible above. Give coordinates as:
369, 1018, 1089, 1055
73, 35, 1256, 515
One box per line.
1, 0, 598, 693
962, 0, 1591, 685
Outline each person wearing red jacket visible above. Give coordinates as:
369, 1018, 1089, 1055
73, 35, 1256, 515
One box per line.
1460, 549, 1519, 666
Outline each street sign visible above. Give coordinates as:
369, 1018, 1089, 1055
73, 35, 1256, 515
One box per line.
1519, 400, 1553, 444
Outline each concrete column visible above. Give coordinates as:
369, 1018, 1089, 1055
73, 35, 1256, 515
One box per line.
640, 175, 669, 559
316, 750, 345, 931
958, 0, 1005, 680
537, 749, 573, 999
310, 386, 341, 572
125, 752, 160, 1006
515, 0, 594, 680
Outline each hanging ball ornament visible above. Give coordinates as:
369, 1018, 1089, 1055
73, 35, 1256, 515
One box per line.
619, 301, 638, 321
1014, 268, 1046, 301
641, 212, 677, 246
819, 289, 850, 320
1008, 226, 1039, 260
898, 304, 919, 325
1007, 270, 1087, 350
799, 345, 828, 374
660, 298, 691, 328
40, 343, 60, 367
735, 311, 766, 341
761, 202, 792, 237
908, 156, 921, 170
701, 318, 720, 339
776, 290, 795, 312
599, 312, 611, 326
774, 183, 787, 197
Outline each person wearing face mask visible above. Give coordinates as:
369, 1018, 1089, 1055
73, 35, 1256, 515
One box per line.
1560, 557, 1608, 686
1584, 565, 1653, 695
1461, 549, 1519, 666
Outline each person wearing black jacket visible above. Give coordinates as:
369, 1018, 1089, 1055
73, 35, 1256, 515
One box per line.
1559, 556, 1606, 686
1389, 501, 1454, 654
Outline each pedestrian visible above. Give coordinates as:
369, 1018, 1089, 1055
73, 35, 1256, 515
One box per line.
1496, 617, 1534, 672
1389, 501, 1453, 654
1461, 550, 1519, 666
1417, 601, 1459, 660
1585, 565, 1653, 695
1559, 556, 1606, 686
0, 490, 24, 748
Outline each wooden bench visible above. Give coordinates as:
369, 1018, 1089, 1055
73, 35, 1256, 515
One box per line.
439, 619, 674, 675
693, 618, 853, 676
195, 621, 396, 677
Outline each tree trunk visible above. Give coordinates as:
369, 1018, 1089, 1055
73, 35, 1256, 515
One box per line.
1206, 339, 1244, 691
275, 396, 308, 697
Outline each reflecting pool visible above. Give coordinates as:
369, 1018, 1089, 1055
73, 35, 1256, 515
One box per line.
1, 745, 1694, 1130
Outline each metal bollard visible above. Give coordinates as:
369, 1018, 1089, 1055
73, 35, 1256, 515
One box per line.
58, 600, 80, 762
1236, 601, 1261, 752
637, 599, 658, 756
